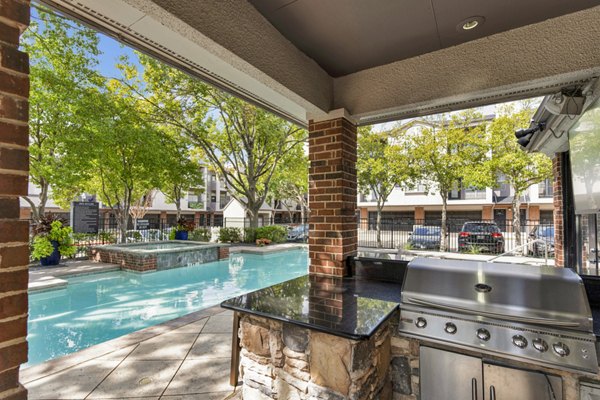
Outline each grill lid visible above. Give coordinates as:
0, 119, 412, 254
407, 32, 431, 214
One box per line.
401, 258, 593, 332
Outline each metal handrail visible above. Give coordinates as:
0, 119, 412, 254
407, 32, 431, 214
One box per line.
488, 239, 550, 265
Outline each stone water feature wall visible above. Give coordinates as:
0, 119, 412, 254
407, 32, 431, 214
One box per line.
238, 314, 392, 400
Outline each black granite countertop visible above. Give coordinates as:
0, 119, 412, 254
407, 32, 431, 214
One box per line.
221, 274, 402, 340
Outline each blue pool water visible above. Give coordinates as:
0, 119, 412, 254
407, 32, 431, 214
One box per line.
27, 249, 308, 366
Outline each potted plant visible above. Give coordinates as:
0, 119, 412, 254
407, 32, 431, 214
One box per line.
174, 217, 195, 240
32, 214, 77, 266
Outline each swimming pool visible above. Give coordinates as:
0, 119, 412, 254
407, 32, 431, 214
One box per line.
27, 249, 308, 366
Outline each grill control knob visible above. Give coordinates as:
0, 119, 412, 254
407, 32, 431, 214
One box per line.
476, 328, 490, 341
553, 342, 570, 357
512, 335, 528, 349
415, 317, 427, 329
532, 338, 548, 353
445, 322, 457, 334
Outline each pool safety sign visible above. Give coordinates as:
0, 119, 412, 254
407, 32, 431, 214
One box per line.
70, 201, 100, 234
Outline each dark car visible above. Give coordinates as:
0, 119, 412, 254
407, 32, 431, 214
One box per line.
528, 225, 555, 257
407, 225, 441, 250
458, 221, 505, 254
287, 224, 309, 242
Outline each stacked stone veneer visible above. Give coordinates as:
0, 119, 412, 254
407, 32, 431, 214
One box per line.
238, 314, 392, 400
0, 1, 30, 399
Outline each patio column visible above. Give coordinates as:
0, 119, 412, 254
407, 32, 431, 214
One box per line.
0, 1, 30, 399
553, 154, 565, 267
308, 110, 357, 277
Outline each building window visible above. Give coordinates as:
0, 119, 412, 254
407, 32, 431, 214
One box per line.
187, 189, 204, 209
538, 178, 553, 198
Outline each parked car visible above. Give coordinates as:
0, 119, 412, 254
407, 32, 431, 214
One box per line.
287, 224, 309, 242
458, 221, 505, 254
407, 225, 441, 250
528, 225, 555, 257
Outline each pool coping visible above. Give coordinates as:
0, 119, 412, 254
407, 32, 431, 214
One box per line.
29, 261, 122, 292
90, 240, 229, 255
21, 305, 228, 384
229, 243, 307, 255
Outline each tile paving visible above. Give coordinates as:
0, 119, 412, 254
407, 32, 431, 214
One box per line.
23, 308, 239, 400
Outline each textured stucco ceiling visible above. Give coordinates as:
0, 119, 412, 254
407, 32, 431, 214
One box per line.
41, 0, 600, 126
249, 0, 600, 77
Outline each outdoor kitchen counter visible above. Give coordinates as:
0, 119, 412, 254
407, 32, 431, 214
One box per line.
221, 274, 402, 340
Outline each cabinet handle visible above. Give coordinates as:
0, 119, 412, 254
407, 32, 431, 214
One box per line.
490, 385, 496, 400
471, 378, 478, 400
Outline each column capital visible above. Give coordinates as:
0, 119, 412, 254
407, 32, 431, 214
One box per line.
307, 108, 357, 125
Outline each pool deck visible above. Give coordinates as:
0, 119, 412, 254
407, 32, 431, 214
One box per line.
22, 306, 240, 400
29, 260, 121, 292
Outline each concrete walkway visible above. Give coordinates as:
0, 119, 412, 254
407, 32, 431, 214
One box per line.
22, 307, 239, 400
29, 261, 121, 292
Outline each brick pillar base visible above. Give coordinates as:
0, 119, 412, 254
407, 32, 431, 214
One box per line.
0, 1, 30, 399
308, 112, 357, 277
553, 154, 564, 267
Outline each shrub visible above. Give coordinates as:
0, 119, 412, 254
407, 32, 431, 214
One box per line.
243, 227, 257, 244
99, 231, 117, 244
255, 225, 287, 243
31, 217, 77, 261
219, 227, 242, 243
190, 228, 211, 242
176, 216, 195, 232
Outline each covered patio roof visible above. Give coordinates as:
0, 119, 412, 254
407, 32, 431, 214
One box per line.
41, 0, 600, 126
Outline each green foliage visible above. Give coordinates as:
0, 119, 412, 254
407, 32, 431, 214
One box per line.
125, 53, 307, 228
189, 228, 211, 242
99, 231, 117, 244
126, 231, 143, 242
21, 8, 103, 221
243, 228, 258, 244
408, 110, 489, 250
175, 217, 195, 232
31, 218, 76, 260
269, 145, 309, 220
255, 225, 287, 243
219, 227, 242, 243
169, 229, 176, 240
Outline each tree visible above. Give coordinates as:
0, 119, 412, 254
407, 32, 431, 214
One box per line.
83, 83, 165, 242
269, 144, 309, 223
129, 189, 156, 230
483, 103, 553, 251
357, 126, 415, 248
158, 127, 205, 220
21, 8, 102, 222
122, 54, 306, 228
408, 110, 489, 251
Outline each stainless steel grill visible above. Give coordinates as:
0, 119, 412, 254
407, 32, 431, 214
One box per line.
399, 258, 599, 374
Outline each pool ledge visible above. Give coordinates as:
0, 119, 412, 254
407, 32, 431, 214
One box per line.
29, 260, 121, 292
229, 243, 307, 255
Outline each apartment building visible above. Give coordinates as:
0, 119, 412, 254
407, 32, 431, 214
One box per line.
358, 116, 554, 228
20, 166, 231, 227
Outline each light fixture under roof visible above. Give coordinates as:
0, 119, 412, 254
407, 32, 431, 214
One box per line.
457, 16, 485, 32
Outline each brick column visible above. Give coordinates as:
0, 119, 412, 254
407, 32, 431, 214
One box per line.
0, 1, 30, 399
553, 155, 565, 267
308, 111, 357, 277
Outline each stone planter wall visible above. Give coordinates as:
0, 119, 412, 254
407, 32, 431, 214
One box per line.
238, 314, 392, 400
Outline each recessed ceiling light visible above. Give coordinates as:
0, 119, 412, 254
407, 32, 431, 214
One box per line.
456, 16, 485, 32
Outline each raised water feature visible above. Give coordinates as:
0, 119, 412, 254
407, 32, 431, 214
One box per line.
90, 240, 230, 272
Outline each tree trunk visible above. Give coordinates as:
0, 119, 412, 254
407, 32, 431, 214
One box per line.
376, 201, 383, 248
247, 206, 260, 228
512, 194, 522, 254
117, 211, 129, 244
38, 181, 48, 220
440, 192, 448, 252
175, 198, 181, 221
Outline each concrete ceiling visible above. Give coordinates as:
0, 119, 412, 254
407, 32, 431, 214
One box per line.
249, 0, 600, 77
41, 0, 600, 126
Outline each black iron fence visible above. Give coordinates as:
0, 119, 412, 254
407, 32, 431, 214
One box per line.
27, 215, 553, 262
358, 218, 553, 256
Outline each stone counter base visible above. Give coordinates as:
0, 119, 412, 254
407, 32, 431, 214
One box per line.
238, 314, 392, 400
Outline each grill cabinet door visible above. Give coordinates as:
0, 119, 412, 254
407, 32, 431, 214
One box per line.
420, 346, 483, 400
483, 363, 562, 400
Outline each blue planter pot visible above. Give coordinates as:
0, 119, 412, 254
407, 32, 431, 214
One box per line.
40, 241, 61, 266
175, 231, 188, 240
